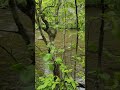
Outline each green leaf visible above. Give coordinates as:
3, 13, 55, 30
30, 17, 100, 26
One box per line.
71, 82, 76, 89
52, 83, 56, 90
43, 54, 52, 61
48, 63, 54, 71
56, 57, 62, 64
58, 49, 65, 53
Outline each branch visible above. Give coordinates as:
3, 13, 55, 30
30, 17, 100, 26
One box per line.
41, 13, 56, 42
74, 0, 79, 80
41, 14, 49, 32
42, 5, 55, 13
35, 5, 48, 45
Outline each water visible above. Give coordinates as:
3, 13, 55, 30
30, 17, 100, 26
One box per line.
78, 87, 85, 90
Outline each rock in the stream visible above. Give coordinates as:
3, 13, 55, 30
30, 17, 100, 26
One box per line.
78, 87, 85, 90
76, 78, 85, 90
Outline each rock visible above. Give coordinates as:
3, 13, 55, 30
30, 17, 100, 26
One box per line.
76, 78, 85, 89
78, 87, 85, 90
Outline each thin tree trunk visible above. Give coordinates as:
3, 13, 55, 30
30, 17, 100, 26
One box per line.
36, 0, 48, 45
37, 0, 61, 78
74, 0, 79, 80
53, 0, 61, 79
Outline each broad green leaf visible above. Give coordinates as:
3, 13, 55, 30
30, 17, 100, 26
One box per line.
56, 57, 62, 64
43, 54, 52, 61
71, 82, 76, 89
48, 63, 54, 71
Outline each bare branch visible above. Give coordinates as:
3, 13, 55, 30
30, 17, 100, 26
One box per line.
35, 12, 48, 45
